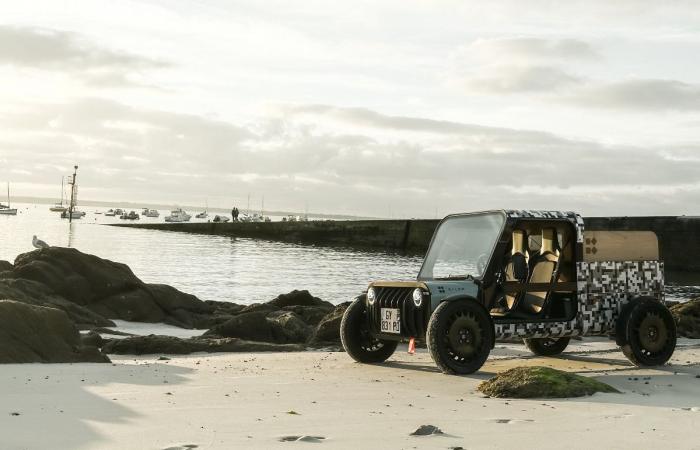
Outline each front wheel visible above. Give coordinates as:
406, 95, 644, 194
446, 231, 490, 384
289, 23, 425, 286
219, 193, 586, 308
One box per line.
620, 299, 676, 366
340, 298, 398, 364
427, 300, 494, 375
524, 337, 570, 356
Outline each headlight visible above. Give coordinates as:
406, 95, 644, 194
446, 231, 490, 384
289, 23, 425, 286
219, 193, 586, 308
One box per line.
367, 287, 376, 305
412, 288, 423, 307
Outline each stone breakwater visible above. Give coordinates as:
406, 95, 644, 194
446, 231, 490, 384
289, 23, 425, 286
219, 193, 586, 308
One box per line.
115, 216, 700, 272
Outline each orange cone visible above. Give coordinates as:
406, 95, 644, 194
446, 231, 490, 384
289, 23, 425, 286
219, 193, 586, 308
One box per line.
408, 337, 416, 354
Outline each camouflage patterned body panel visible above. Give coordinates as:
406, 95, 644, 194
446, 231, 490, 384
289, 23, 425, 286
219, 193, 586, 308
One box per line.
494, 260, 664, 339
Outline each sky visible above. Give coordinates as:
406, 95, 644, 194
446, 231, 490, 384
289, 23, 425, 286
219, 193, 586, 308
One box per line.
1, 0, 699, 218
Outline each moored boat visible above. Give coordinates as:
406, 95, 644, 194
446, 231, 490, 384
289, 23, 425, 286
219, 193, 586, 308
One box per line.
0, 183, 17, 215
165, 208, 191, 222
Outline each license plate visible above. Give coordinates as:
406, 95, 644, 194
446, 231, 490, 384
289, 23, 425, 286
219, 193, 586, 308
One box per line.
380, 308, 401, 334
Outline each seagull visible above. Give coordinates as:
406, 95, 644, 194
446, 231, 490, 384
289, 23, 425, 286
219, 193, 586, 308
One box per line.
32, 235, 49, 249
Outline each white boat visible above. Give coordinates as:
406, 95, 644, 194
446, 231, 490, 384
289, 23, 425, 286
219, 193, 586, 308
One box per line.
212, 215, 230, 223
114, 208, 124, 216
165, 208, 191, 222
0, 183, 17, 215
195, 201, 208, 219
144, 209, 160, 217
49, 177, 68, 212
104, 209, 116, 217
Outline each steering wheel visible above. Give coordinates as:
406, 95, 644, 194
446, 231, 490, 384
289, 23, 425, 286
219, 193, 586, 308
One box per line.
476, 253, 489, 275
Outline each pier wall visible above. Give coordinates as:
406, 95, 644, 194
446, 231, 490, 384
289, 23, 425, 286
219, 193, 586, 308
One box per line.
115, 216, 700, 272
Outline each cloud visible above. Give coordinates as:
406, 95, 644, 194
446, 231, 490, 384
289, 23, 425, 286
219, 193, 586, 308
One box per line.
0, 26, 169, 87
566, 79, 700, 111
447, 37, 595, 94
456, 65, 583, 93
468, 37, 601, 62
2, 99, 699, 216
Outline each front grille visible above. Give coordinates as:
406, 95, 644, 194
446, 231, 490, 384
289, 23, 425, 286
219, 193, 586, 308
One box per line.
368, 286, 429, 338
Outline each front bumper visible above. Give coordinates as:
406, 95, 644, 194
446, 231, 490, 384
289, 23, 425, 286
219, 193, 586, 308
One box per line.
366, 282, 430, 340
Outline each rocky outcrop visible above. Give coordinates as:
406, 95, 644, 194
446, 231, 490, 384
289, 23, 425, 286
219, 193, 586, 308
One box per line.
4, 248, 213, 328
0, 260, 12, 273
309, 302, 349, 345
0, 247, 349, 358
0, 300, 109, 363
478, 366, 619, 398
203, 290, 340, 345
102, 334, 304, 355
0, 277, 114, 327
670, 298, 700, 339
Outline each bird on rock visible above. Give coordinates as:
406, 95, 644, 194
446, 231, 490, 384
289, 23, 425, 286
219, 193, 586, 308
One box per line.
32, 235, 49, 249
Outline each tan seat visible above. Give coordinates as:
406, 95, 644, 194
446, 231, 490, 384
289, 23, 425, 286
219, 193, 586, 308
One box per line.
521, 228, 560, 314
504, 229, 528, 310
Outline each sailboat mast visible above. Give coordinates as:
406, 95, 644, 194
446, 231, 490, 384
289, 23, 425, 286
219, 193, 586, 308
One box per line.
6, 182, 9, 208
68, 165, 78, 223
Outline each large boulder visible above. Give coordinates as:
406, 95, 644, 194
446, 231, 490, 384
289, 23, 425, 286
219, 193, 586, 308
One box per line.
102, 334, 304, 355
0, 260, 12, 273
268, 311, 314, 343
478, 366, 619, 398
204, 310, 313, 344
309, 302, 349, 345
267, 290, 334, 309
7, 248, 214, 328
670, 298, 700, 338
0, 300, 109, 363
0, 278, 114, 327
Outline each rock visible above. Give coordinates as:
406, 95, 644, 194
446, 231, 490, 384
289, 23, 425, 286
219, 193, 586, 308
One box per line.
478, 366, 619, 398
410, 425, 444, 436
0, 300, 110, 363
309, 302, 349, 345
0, 260, 12, 273
6, 248, 213, 328
102, 334, 304, 355
267, 290, 334, 309
267, 311, 313, 343
204, 311, 277, 341
204, 311, 310, 344
0, 277, 115, 328
280, 305, 332, 326
81, 331, 105, 348
670, 298, 700, 339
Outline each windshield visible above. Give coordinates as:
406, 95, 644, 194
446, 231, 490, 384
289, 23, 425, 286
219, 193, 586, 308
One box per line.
418, 212, 505, 280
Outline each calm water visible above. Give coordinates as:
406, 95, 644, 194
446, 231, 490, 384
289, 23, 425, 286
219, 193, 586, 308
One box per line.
0, 203, 423, 305
1, 203, 698, 304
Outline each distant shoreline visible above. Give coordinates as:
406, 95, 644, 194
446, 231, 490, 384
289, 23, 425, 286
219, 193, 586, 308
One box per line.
9, 197, 379, 221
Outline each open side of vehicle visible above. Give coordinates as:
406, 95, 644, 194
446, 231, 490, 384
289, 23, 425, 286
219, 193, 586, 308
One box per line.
341, 210, 676, 375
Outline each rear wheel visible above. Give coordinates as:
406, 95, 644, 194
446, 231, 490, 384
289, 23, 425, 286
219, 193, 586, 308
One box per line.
341, 298, 398, 364
426, 300, 494, 375
523, 337, 570, 356
620, 299, 676, 366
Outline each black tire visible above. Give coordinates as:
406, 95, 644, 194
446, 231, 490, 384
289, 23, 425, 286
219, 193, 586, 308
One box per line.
620, 299, 676, 366
426, 300, 494, 375
523, 337, 570, 356
340, 298, 398, 364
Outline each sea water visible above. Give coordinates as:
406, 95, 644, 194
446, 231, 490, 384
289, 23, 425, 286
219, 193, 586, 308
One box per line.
1, 203, 698, 304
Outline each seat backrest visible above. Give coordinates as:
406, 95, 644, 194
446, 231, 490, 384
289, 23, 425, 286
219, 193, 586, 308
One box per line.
521, 227, 560, 314
505, 229, 528, 309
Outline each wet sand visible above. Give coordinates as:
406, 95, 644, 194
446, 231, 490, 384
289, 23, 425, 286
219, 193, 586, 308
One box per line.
2, 338, 699, 449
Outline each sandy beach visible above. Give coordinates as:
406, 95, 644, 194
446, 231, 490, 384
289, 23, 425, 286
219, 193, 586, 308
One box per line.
2, 338, 699, 450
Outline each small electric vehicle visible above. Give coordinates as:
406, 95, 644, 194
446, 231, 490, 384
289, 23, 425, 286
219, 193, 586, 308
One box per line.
340, 210, 676, 374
